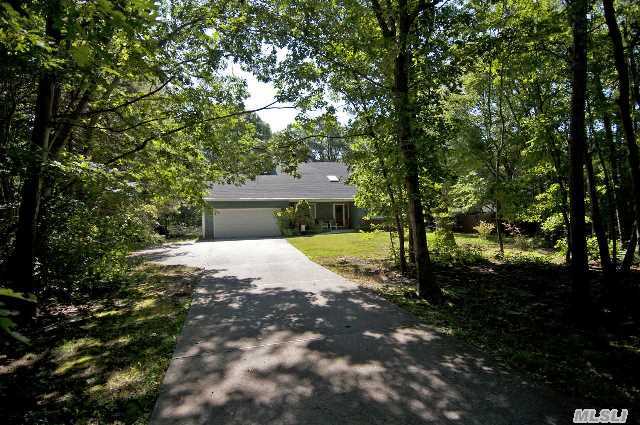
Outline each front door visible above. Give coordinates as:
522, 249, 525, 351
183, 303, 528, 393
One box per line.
334, 204, 345, 228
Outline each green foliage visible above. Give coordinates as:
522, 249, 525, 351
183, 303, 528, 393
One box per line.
43, 196, 163, 294
0, 288, 36, 344
293, 200, 313, 228
505, 223, 532, 250
158, 204, 201, 239
586, 236, 601, 263
273, 207, 297, 235
1, 0, 298, 300
432, 230, 458, 253
274, 200, 314, 235
474, 221, 495, 239
432, 210, 457, 251
554, 238, 569, 258
432, 238, 483, 266
541, 213, 567, 238
501, 252, 553, 266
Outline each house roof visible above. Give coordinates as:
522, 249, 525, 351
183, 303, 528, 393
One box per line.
205, 162, 356, 201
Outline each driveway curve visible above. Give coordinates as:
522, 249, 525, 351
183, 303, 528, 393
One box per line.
143, 238, 571, 425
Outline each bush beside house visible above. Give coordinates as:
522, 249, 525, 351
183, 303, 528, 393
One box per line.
274, 200, 315, 236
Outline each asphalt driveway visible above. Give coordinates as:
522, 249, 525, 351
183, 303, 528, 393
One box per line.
144, 238, 572, 424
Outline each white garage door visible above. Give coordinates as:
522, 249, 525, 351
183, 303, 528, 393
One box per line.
213, 208, 281, 239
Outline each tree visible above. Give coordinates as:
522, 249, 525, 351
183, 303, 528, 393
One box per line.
1, 0, 294, 309
602, 0, 640, 261
368, 0, 442, 301
222, 0, 458, 301
566, 0, 590, 314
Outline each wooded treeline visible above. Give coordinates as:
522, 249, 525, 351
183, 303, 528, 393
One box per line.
1, 0, 640, 333
243, 0, 640, 317
0, 0, 302, 333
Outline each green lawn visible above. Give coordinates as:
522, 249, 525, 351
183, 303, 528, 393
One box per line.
287, 231, 394, 260
1, 262, 199, 424
287, 230, 640, 407
287, 230, 561, 263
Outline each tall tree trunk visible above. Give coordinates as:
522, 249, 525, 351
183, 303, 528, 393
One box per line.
408, 213, 416, 264
378, 156, 407, 274
398, 112, 438, 299
603, 0, 640, 245
593, 71, 624, 256
547, 137, 572, 263
11, 76, 58, 294
495, 199, 504, 255
621, 223, 637, 270
392, 198, 407, 274
601, 112, 624, 262
10, 1, 62, 296
628, 30, 640, 111
390, 1, 441, 302
367, 121, 407, 275
567, 0, 590, 313
585, 146, 614, 274
496, 71, 506, 256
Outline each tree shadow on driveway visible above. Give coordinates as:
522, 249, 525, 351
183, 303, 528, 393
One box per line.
150, 269, 574, 425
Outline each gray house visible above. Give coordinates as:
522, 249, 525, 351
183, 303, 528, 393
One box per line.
202, 162, 365, 239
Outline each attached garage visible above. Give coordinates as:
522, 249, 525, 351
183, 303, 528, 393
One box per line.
202, 200, 288, 240
208, 207, 281, 239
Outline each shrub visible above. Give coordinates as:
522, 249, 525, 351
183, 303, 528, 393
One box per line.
0, 287, 36, 343
541, 213, 566, 237
586, 236, 601, 262
432, 244, 483, 265
432, 229, 458, 255
310, 223, 322, 233
504, 223, 532, 250
433, 213, 456, 250
273, 200, 314, 235
428, 212, 483, 264
273, 207, 297, 234
293, 200, 313, 228
474, 221, 495, 239
554, 238, 568, 257
41, 191, 162, 296
166, 224, 200, 239
502, 252, 552, 266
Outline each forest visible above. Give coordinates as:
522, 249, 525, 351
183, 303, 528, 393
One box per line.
1, 0, 640, 423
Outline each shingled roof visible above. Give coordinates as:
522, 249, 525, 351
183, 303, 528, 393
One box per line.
205, 162, 356, 201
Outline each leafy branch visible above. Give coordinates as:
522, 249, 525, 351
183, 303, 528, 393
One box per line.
104, 101, 296, 165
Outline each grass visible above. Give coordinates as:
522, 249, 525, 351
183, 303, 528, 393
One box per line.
287, 231, 394, 260
287, 230, 562, 264
0, 261, 199, 424
288, 230, 640, 407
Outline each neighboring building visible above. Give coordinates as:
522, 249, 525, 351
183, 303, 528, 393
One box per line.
202, 162, 365, 239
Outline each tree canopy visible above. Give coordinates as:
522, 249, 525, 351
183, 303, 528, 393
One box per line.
1, 0, 640, 327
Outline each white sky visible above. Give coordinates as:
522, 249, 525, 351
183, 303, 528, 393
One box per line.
224, 59, 351, 133
225, 62, 298, 132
